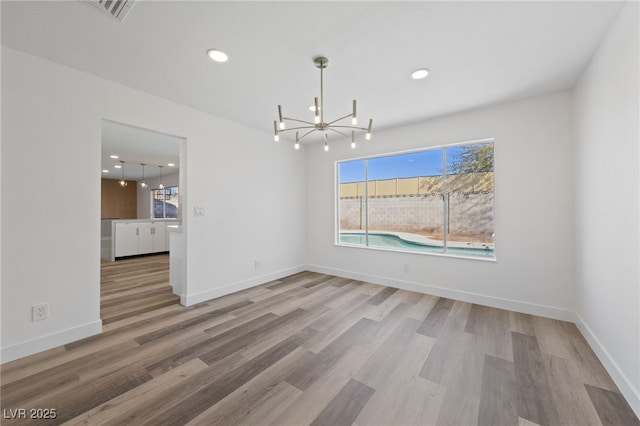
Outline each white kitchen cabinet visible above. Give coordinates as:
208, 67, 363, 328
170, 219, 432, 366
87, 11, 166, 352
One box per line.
137, 222, 154, 254
114, 222, 140, 257
103, 220, 174, 261
151, 222, 168, 252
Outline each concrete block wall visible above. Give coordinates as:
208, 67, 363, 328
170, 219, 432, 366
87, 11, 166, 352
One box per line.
339, 192, 494, 235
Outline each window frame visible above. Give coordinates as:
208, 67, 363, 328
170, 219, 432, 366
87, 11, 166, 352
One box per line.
335, 138, 496, 261
150, 185, 179, 220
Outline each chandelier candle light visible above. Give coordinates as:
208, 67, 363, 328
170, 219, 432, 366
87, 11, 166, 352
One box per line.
273, 56, 372, 151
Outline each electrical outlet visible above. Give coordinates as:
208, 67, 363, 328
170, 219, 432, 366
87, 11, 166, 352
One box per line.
402, 264, 411, 274
32, 303, 49, 322
254, 260, 260, 270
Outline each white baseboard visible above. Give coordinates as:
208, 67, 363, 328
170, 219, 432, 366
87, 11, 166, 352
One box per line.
181, 265, 307, 306
575, 313, 640, 418
306, 264, 576, 322
1, 320, 102, 364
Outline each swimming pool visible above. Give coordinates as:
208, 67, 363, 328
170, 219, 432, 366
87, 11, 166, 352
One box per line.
339, 232, 495, 258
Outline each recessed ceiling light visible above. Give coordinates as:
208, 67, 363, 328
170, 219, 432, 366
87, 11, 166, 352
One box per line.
114, 164, 122, 169
411, 68, 430, 80
167, 163, 175, 167
102, 169, 109, 173
110, 155, 119, 159
207, 49, 228, 63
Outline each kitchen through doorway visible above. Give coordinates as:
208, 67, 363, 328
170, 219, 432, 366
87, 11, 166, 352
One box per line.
99, 120, 185, 320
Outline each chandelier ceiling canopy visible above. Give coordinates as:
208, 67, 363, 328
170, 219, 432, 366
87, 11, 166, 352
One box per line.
273, 56, 372, 151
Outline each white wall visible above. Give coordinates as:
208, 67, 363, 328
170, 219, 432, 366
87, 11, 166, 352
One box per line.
306, 91, 575, 320
136, 172, 180, 219
573, 1, 639, 415
1, 47, 306, 362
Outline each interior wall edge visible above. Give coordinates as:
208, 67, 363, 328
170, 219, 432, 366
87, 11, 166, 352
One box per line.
0, 319, 102, 364
306, 263, 577, 323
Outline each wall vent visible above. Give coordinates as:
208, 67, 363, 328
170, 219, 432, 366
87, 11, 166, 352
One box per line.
80, 0, 134, 22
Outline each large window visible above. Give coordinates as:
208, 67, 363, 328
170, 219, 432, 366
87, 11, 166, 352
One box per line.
152, 186, 179, 219
337, 140, 495, 259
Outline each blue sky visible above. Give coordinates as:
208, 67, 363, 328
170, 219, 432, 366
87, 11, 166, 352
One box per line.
339, 148, 463, 183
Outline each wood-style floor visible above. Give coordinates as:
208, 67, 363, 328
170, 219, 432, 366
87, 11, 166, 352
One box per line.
100, 254, 179, 325
1, 255, 638, 425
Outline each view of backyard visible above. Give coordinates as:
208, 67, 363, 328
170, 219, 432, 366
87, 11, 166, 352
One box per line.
338, 141, 495, 258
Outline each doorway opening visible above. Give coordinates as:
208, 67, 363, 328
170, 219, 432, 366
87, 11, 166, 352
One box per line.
99, 120, 185, 324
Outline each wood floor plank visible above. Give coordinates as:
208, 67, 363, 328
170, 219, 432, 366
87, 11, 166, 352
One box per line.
100, 353, 248, 425
354, 332, 440, 426
185, 347, 311, 425
354, 317, 421, 389
405, 292, 439, 320
557, 321, 619, 392
134, 299, 253, 345
367, 286, 398, 305
416, 296, 455, 337
3, 366, 152, 425
542, 354, 602, 426
477, 355, 518, 426
286, 318, 377, 391
419, 318, 469, 384
1, 340, 139, 406
434, 339, 486, 426
531, 316, 576, 360
142, 327, 317, 425
310, 378, 375, 426
512, 331, 561, 426
62, 358, 209, 426
269, 341, 378, 426
510, 311, 537, 336
585, 383, 640, 426
235, 304, 330, 362
466, 303, 513, 361
302, 294, 374, 353
0, 346, 68, 386
2, 264, 636, 426
99, 254, 179, 325
144, 312, 278, 375
199, 308, 307, 365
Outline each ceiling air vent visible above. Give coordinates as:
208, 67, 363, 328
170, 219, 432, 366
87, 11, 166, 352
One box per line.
80, 0, 134, 22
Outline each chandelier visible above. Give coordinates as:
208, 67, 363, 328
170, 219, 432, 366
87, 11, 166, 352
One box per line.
273, 56, 372, 151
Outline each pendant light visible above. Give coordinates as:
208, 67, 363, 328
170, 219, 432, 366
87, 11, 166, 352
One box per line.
118, 161, 128, 187
158, 165, 165, 189
140, 163, 148, 188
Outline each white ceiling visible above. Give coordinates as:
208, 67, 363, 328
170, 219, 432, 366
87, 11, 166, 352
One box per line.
101, 120, 181, 180
1, 1, 624, 153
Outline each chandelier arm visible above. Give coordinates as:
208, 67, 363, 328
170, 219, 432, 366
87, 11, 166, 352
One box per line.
298, 128, 318, 141
279, 125, 316, 133
328, 128, 350, 138
283, 117, 316, 126
327, 125, 369, 131
326, 114, 355, 126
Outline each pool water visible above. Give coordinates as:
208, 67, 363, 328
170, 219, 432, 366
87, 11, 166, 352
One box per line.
339, 233, 494, 258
